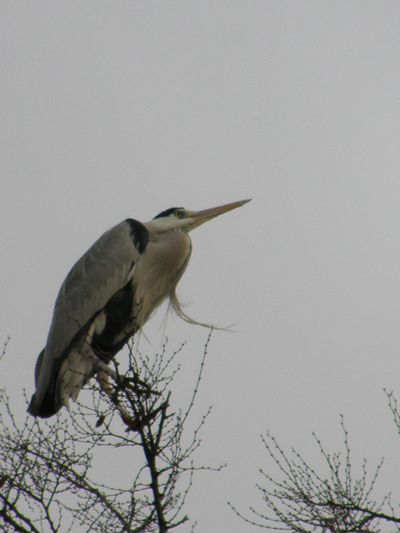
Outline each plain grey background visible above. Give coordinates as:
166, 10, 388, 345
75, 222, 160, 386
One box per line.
2, 2, 400, 531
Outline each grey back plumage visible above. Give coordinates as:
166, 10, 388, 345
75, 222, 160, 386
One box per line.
29, 220, 146, 417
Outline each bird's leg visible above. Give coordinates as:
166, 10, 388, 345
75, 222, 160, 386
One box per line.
82, 337, 162, 430
96, 370, 138, 428
80, 341, 134, 426
81, 324, 120, 382
94, 361, 166, 431
81, 341, 140, 429
96, 370, 162, 431
83, 348, 119, 382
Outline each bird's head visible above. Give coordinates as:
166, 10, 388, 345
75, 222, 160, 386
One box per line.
148, 199, 251, 233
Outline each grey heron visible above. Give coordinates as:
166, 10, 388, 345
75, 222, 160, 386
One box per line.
28, 199, 251, 418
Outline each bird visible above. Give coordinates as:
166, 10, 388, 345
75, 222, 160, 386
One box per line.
28, 199, 251, 418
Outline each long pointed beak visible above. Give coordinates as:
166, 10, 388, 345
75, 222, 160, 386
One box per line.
186, 199, 251, 231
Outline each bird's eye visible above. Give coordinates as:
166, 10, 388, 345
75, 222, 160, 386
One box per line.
174, 211, 183, 218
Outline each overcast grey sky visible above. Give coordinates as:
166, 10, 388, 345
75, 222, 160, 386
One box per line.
2, 2, 400, 531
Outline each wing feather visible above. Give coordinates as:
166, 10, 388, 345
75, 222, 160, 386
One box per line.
34, 220, 143, 406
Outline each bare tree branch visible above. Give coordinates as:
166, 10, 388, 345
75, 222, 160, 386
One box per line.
0, 334, 220, 532
230, 415, 400, 533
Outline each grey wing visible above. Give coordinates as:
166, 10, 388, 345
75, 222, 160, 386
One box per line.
34, 221, 141, 404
